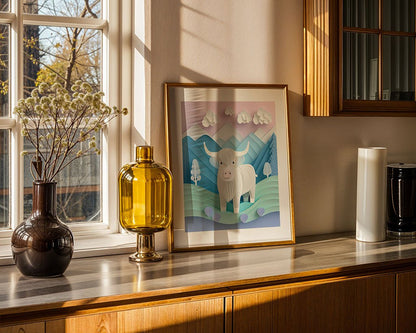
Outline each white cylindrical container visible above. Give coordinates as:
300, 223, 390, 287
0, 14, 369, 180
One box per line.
356, 147, 387, 242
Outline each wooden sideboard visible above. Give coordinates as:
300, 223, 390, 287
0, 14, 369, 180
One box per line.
1, 234, 416, 332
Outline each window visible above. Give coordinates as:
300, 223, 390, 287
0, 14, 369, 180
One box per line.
304, 0, 416, 116
0, 1, 133, 253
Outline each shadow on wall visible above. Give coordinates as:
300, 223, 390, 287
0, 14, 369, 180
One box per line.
135, 0, 359, 238
149, 0, 224, 83
133, 0, 416, 238
132, 0, 225, 160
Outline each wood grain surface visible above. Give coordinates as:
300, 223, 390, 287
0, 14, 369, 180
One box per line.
233, 274, 396, 333
0, 322, 44, 333
118, 297, 224, 333
46, 313, 117, 333
397, 270, 416, 333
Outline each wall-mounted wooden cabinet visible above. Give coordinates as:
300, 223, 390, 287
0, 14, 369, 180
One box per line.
304, 0, 416, 116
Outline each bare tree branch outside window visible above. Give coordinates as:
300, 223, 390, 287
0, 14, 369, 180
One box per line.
21, 0, 104, 223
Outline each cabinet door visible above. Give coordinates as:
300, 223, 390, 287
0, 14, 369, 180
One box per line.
397, 271, 416, 333
118, 298, 225, 333
233, 274, 395, 333
0, 322, 44, 333
46, 313, 116, 333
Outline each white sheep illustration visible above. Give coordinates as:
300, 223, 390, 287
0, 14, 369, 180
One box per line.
204, 142, 256, 214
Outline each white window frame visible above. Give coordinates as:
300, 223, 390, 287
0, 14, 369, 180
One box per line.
0, 0, 135, 262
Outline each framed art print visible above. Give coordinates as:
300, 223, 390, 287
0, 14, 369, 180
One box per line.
164, 83, 295, 251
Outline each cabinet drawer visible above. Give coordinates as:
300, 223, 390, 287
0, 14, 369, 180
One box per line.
233, 274, 395, 333
118, 297, 225, 333
46, 313, 116, 333
397, 271, 416, 333
0, 322, 45, 333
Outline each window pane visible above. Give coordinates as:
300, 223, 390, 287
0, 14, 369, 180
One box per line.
23, 0, 101, 18
0, 0, 8, 12
23, 24, 102, 223
0, 129, 9, 229
23, 134, 102, 223
23, 25, 102, 94
0, 24, 8, 117
383, 0, 415, 32
344, 0, 378, 29
382, 36, 415, 101
343, 32, 379, 100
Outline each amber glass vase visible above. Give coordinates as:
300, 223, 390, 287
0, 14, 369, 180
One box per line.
119, 146, 173, 262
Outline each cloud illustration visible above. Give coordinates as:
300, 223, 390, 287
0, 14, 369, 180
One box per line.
253, 108, 272, 125
224, 107, 234, 116
202, 111, 217, 127
237, 111, 252, 124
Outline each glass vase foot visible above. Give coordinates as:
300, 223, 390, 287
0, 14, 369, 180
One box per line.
129, 251, 163, 263
129, 233, 163, 263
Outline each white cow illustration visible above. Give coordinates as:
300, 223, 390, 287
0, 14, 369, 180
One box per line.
204, 142, 256, 214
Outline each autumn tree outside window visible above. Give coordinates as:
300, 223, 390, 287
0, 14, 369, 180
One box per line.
0, 1, 131, 248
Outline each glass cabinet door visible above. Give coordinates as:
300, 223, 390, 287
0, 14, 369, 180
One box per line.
342, 0, 416, 104
343, 32, 378, 100
382, 35, 415, 101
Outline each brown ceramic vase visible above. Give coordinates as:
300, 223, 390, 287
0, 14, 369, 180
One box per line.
11, 181, 74, 277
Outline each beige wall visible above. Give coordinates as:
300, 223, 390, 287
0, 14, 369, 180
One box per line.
137, 0, 416, 241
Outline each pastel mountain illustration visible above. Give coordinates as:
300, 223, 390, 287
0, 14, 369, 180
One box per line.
180, 101, 280, 231
182, 133, 278, 194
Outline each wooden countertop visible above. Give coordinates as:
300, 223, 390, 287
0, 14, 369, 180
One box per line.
1, 233, 416, 320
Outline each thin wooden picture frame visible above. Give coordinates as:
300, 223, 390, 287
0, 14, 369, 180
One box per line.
164, 83, 295, 252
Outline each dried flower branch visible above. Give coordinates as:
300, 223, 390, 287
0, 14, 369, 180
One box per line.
14, 79, 128, 182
